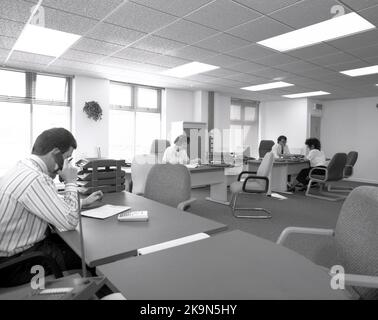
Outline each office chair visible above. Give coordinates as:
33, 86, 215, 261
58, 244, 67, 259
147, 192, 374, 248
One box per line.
150, 139, 170, 163
277, 186, 378, 300
144, 164, 195, 211
305, 153, 347, 201
130, 154, 156, 195
327, 151, 358, 193
258, 140, 275, 158
229, 152, 274, 219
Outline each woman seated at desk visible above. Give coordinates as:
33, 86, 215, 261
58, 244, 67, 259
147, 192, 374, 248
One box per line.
162, 135, 190, 165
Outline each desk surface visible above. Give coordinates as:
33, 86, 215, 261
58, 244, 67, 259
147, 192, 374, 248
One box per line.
98, 230, 347, 300
58, 192, 227, 267
248, 159, 309, 165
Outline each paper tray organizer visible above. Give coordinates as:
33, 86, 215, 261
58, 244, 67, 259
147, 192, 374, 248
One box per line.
76, 158, 126, 195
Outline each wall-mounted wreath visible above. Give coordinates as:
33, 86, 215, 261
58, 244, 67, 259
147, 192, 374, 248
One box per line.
83, 101, 103, 121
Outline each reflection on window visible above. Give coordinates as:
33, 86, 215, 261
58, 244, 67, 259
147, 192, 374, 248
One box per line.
137, 87, 158, 109
110, 83, 132, 106
135, 112, 160, 155
0, 69, 26, 97
36, 75, 67, 102
230, 104, 241, 120
245, 107, 256, 121
0, 103, 30, 174
32, 105, 70, 142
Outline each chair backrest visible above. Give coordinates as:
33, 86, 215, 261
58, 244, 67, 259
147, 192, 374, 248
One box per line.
150, 139, 170, 163
245, 152, 274, 190
131, 154, 156, 195
259, 140, 275, 158
344, 151, 358, 177
144, 164, 191, 208
326, 153, 347, 181
335, 186, 378, 299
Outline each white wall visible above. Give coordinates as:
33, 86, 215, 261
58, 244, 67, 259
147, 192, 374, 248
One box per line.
260, 99, 308, 154
321, 96, 378, 183
213, 93, 231, 152
73, 76, 110, 158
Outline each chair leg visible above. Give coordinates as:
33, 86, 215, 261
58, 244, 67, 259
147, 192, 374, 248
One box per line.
306, 180, 346, 202
230, 193, 272, 219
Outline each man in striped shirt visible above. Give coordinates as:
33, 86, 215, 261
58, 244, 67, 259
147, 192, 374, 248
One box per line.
0, 128, 103, 287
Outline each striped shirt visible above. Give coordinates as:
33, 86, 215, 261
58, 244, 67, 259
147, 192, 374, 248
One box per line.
0, 156, 79, 257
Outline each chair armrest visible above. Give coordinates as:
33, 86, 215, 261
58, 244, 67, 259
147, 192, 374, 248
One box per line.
237, 171, 257, 181
343, 274, 378, 289
177, 198, 196, 211
0, 251, 63, 278
242, 176, 269, 194
277, 227, 334, 245
309, 167, 328, 181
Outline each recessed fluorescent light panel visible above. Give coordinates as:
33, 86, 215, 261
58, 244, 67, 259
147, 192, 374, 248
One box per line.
13, 24, 81, 57
162, 62, 219, 78
340, 65, 378, 77
258, 12, 375, 52
242, 81, 294, 91
283, 91, 330, 98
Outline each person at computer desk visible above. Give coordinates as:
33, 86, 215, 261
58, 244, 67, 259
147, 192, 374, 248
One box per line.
162, 135, 190, 165
0, 128, 103, 287
288, 138, 327, 192
271, 135, 290, 159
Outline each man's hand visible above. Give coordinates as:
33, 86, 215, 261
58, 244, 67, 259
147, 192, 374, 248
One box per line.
59, 158, 78, 184
81, 191, 104, 207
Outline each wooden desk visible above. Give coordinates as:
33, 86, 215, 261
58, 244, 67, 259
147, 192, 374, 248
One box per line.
97, 230, 347, 300
248, 159, 310, 193
58, 192, 227, 267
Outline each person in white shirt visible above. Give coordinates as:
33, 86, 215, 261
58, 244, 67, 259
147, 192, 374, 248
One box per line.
271, 135, 290, 158
289, 138, 327, 191
162, 135, 190, 165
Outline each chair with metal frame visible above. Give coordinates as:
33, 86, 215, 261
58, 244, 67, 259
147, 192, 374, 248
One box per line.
277, 186, 378, 300
230, 152, 274, 219
305, 152, 347, 201
327, 151, 358, 193
258, 140, 275, 159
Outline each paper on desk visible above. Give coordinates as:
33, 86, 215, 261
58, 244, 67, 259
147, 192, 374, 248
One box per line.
186, 164, 198, 169
271, 193, 288, 200
81, 204, 131, 219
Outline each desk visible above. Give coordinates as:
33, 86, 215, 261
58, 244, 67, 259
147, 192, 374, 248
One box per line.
58, 192, 227, 267
247, 159, 309, 193
97, 230, 347, 300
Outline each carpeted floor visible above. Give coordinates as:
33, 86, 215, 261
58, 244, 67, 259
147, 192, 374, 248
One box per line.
188, 181, 377, 268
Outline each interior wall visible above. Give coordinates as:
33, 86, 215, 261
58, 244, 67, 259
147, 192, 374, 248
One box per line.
213, 93, 231, 152
321, 96, 378, 183
259, 99, 309, 154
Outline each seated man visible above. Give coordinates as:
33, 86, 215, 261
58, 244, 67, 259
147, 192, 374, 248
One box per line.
162, 135, 190, 165
271, 135, 290, 159
0, 128, 103, 287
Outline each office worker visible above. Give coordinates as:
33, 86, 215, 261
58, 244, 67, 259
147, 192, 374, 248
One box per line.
289, 138, 327, 191
0, 128, 103, 287
162, 135, 190, 165
271, 135, 290, 158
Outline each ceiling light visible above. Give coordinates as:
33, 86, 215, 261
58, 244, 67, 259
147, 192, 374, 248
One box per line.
283, 91, 330, 98
13, 24, 81, 57
340, 65, 378, 77
162, 62, 219, 78
258, 12, 375, 52
241, 81, 294, 91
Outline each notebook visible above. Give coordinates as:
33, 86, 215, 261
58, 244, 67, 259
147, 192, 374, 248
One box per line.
81, 204, 131, 219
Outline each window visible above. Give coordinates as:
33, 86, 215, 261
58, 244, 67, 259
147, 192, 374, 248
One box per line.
229, 99, 259, 156
109, 82, 162, 162
0, 69, 72, 174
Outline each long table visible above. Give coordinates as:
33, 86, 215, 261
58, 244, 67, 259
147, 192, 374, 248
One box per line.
97, 230, 347, 300
247, 159, 310, 193
58, 192, 227, 267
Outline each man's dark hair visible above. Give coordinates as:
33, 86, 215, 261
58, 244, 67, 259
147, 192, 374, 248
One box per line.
305, 138, 321, 151
277, 135, 287, 143
32, 128, 77, 156
174, 135, 190, 145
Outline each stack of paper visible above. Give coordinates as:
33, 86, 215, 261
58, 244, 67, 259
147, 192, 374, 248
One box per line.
81, 204, 131, 219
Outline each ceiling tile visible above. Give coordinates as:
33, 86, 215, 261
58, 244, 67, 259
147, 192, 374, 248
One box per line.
309, 52, 357, 67
199, 54, 246, 67
232, 0, 302, 14
227, 61, 267, 73
300, 67, 337, 80
276, 60, 320, 73
101, 56, 165, 73
227, 16, 293, 42
155, 20, 218, 44
203, 68, 239, 77
105, 1, 176, 33
71, 37, 123, 56
287, 43, 341, 60
0, 35, 15, 49
60, 49, 106, 63
249, 67, 294, 79
327, 60, 371, 71
0, 18, 24, 38
147, 54, 191, 67
326, 29, 378, 51
8, 51, 55, 65
206, 78, 247, 87
365, 55, 378, 64
195, 33, 251, 53
86, 22, 146, 46
185, 0, 261, 31
168, 45, 217, 60
131, 35, 186, 54
255, 53, 299, 67
113, 47, 158, 62
228, 44, 277, 60
341, 0, 378, 11
224, 72, 267, 83
347, 43, 378, 59
0, 0, 34, 23
269, 0, 351, 28
129, 0, 214, 17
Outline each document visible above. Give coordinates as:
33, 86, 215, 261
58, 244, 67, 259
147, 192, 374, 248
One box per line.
271, 193, 288, 200
81, 204, 131, 219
